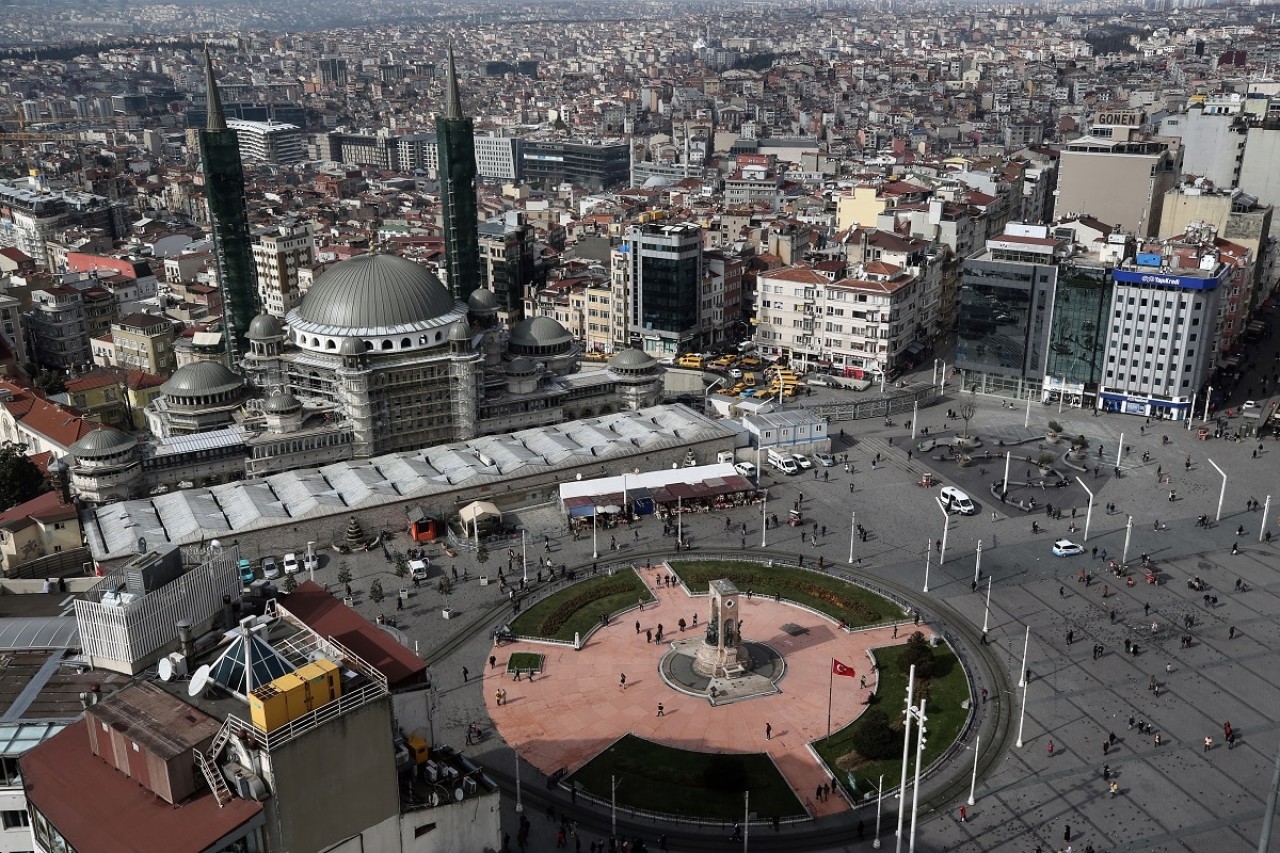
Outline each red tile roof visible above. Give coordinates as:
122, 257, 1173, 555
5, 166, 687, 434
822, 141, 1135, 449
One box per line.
0, 490, 75, 530
22, 718, 263, 853
0, 380, 95, 450
281, 581, 428, 689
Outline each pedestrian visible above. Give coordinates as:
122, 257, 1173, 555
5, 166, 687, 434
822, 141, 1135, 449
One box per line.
1064, 824, 1071, 843
1144, 602, 1150, 617
635, 620, 641, 634
960, 805, 967, 823
646, 629, 652, 643
1059, 585, 1065, 598
1048, 741, 1055, 757
657, 703, 664, 717
1204, 736, 1213, 752
1091, 546, 1097, 559
462, 666, 469, 682
1103, 739, 1108, 755
893, 625, 898, 639
1229, 625, 1236, 639
981, 687, 988, 704
766, 722, 772, 740
619, 673, 626, 689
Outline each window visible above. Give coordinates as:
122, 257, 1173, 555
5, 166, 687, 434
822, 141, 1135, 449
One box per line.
2, 810, 29, 829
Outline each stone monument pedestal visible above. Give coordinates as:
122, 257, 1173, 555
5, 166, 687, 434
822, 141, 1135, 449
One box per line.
692, 637, 749, 678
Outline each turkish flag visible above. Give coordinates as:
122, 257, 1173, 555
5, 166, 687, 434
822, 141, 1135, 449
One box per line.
832, 659, 856, 678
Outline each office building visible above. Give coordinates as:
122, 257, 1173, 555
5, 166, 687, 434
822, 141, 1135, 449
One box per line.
474, 133, 522, 181
616, 222, 704, 357
225, 119, 304, 165
522, 139, 629, 191
252, 220, 317, 318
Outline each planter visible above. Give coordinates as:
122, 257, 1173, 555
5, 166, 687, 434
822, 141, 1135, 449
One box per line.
1045, 432, 1060, 444
442, 608, 454, 620
957, 455, 972, 467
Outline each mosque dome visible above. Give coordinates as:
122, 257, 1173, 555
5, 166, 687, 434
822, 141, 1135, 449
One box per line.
467, 287, 499, 313
448, 320, 470, 343
339, 337, 365, 358
264, 393, 302, 414
506, 357, 537, 376
247, 313, 283, 340
160, 361, 243, 399
508, 316, 572, 354
70, 428, 137, 459
608, 348, 658, 372
296, 254, 456, 332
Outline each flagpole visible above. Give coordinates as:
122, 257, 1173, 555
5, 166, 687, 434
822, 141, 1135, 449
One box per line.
828, 658, 834, 737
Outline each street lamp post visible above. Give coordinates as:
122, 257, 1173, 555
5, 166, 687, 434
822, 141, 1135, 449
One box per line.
1015, 679, 1029, 748
1076, 476, 1095, 542
973, 539, 983, 585
1002, 451, 1011, 493
521, 529, 528, 583
982, 576, 992, 634
938, 498, 949, 565
873, 773, 885, 849
939, 361, 946, 389
848, 510, 857, 564
1209, 458, 1227, 522
908, 699, 928, 853
912, 400, 918, 440
592, 512, 599, 559
967, 734, 981, 806
923, 539, 931, 593
755, 445, 762, 488
306, 541, 315, 582
677, 495, 683, 545
1024, 395, 1031, 429
894, 665, 916, 853
761, 489, 768, 548
1262, 496, 1273, 543
1203, 386, 1213, 423
1123, 515, 1133, 564
1018, 625, 1030, 687
1187, 392, 1197, 431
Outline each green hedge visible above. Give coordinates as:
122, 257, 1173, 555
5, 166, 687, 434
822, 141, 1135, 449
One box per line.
508, 571, 653, 642
670, 560, 901, 627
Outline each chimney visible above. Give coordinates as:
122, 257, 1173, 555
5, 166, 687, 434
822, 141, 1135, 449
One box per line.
177, 620, 195, 660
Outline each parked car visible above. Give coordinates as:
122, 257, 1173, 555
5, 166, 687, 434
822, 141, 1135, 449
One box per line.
939, 486, 977, 515
1052, 539, 1085, 557
303, 552, 320, 574
728, 368, 743, 379
792, 453, 814, 470
410, 559, 430, 581
261, 556, 281, 579
814, 452, 834, 467
238, 559, 255, 584
282, 552, 299, 575
734, 461, 758, 479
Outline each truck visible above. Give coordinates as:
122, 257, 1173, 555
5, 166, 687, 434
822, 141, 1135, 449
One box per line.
767, 448, 799, 475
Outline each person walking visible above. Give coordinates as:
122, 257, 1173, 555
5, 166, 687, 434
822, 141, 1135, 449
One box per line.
619, 673, 626, 689
766, 722, 772, 740
959, 805, 968, 823
1047, 741, 1055, 757
657, 703, 664, 717
462, 666, 469, 682
1204, 736, 1213, 752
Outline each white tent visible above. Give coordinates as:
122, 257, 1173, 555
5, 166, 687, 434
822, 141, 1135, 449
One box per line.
459, 500, 501, 535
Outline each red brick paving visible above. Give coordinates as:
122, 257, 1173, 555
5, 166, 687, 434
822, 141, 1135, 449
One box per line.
484, 567, 928, 817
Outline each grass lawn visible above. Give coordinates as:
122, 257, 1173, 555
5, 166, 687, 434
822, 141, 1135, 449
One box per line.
814, 644, 969, 801
670, 560, 902, 627
567, 734, 806, 820
508, 570, 653, 642
506, 652, 544, 674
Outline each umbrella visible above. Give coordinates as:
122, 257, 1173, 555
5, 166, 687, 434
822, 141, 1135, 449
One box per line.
599, 505, 622, 513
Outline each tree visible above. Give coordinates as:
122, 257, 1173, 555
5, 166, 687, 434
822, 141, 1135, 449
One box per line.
282, 573, 298, 593
336, 561, 352, 586
897, 631, 936, 678
368, 579, 384, 604
0, 442, 44, 510
393, 553, 408, 579
959, 402, 976, 439
476, 543, 489, 565
851, 708, 901, 760
437, 576, 454, 596
32, 370, 65, 396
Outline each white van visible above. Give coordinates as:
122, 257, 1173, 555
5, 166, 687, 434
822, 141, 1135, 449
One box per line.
940, 486, 976, 515
767, 449, 799, 475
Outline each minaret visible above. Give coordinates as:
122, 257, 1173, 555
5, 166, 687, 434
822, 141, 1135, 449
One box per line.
198, 46, 259, 365
437, 43, 481, 302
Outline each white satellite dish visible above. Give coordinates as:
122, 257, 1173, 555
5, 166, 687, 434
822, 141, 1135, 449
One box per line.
188, 664, 212, 698
158, 657, 173, 681
454, 788, 465, 802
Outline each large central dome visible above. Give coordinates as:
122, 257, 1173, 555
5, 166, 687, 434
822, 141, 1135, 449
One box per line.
297, 254, 457, 331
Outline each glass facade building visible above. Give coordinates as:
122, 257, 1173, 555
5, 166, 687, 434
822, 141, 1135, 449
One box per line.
1045, 263, 1113, 388
955, 258, 1055, 378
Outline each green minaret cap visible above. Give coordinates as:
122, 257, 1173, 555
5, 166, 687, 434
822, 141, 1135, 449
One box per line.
204, 46, 227, 132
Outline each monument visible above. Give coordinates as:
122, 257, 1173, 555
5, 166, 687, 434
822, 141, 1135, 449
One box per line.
692, 579, 750, 678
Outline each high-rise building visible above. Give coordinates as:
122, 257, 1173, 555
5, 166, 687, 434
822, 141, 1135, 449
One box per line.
616, 222, 704, 357
252, 220, 316, 318
225, 119, 304, 165
478, 212, 536, 321
198, 48, 259, 363
436, 46, 480, 301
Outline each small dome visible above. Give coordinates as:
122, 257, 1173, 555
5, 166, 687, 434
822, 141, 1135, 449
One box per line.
248, 313, 283, 340
297, 254, 456, 331
70, 428, 137, 458
339, 337, 365, 358
506, 357, 537, 376
264, 393, 301, 414
467, 287, 499, 312
509, 316, 572, 351
160, 361, 243, 398
448, 320, 470, 343
609, 348, 658, 371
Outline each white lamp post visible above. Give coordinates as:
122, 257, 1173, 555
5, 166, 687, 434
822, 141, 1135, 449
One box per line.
677, 495, 683, 545
1123, 515, 1133, 564
592, 511, 599, 559
1209, 458, 1227, 522
908, 699, 928, 853
848, 510, 857, 564
1203, 386, 1213, 423
761, 489, 768, 548
1187, 392, 1197, 430
1076, 476, 1095, 542
873, 773, 885, 849
1002, 451, 1011, 493
1262, 496, 1273, 543
911, 400, 918, 440
1024, 395, 1031, 429
894, 665, 916, 853
306, 541, 315, 582
967, 734, 981, 806
973, 539, 983, 585
1018, 625, 1030, 687
922, 539, 931, 593
521, 529, 528, 582
938, 498, 949, 565
1015, 679, 1029, 748
982, 576, 992, 634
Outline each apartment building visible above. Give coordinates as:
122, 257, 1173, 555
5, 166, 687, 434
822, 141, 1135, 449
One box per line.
474, 133, 523, 182
753, 262, 924, 378
110, 313, 177, 376
252, 220, 317, 318
477, 212, 536, 322
615, 222, 704, 356
24, 287, 91, 372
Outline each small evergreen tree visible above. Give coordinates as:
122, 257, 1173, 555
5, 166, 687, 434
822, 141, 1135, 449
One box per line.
897, 631, 936, 678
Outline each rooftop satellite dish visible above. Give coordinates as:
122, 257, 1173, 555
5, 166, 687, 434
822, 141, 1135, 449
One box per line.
188, 664, 212, 698
158, 657, 173, 682
454, 788, 465, 802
